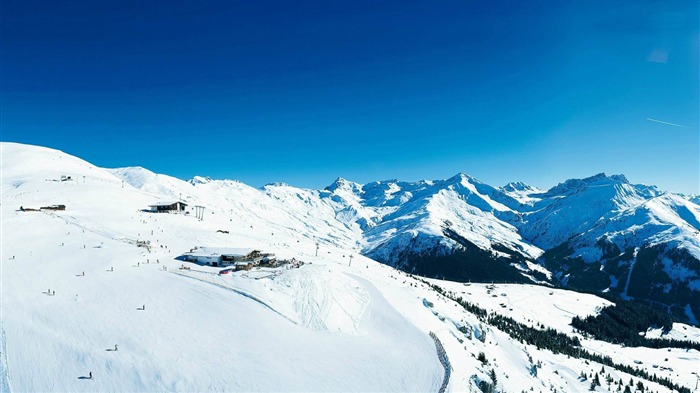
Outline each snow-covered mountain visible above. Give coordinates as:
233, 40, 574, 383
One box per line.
2, 142, 699, 392
520, 175, 700, 323
315, 173, 700, 324
320, 174, 546, 284
107, 158, 700, 324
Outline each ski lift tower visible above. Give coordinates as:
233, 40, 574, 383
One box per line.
194, 205, 205, 221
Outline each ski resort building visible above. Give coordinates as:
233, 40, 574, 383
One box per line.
148, 201, 187, 213
41, 204, 66, 211
182, 247, 275, 269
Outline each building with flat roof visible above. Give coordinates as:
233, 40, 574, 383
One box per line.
148, 201, 187, 213
182, 247, 275, 268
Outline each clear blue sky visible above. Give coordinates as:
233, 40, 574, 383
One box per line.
2, 1, 699, 193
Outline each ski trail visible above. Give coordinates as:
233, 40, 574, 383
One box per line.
293, 274, 333, 331
0, 324, 13, 393
621, 247, 639, 300
170, 270, 297, 324
42, 211, 140, 247
552, 304, 576, 316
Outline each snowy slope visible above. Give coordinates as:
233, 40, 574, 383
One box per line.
1, 143, 441, 392
110, 167, 360, 250
2, 142, 698, 392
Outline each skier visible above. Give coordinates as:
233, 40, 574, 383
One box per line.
89, 371, 92, 379
114, 344, 118, 351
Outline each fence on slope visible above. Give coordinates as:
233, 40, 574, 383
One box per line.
429, 331, 451, 393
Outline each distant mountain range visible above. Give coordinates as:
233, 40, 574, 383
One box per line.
315, 172, 700, 324
109, 168, 700, 324
9, 143, 700, 324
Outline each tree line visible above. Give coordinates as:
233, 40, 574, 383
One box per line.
571, 301, 700, 351
416, 278, 692, 393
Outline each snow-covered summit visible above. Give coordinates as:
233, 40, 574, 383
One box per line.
501, 181, 537, 193
2, 142, 116, 184
521, 174, 660, 248
108, 166, 193, 199
325, 177, 363, 193
499, 181, 542, 207
685, 194, 700, 206
188, 175, 213, 185
549, 173, 622, 193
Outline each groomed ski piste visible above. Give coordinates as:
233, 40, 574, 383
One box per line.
1, 142, 698, 392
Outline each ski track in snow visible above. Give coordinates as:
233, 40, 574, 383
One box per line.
552, 303, 576, 316
43, 211, 138, 247
170, 270, 297, 324
294, 273, 331, 330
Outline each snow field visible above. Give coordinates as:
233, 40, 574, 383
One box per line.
3, 142, 698, 392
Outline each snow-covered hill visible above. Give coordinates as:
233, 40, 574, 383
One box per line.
2, 142, 699, 392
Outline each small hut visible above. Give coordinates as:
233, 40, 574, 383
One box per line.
148, 201, 187, 213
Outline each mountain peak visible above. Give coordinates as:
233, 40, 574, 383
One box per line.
264, 182, 291, 188
445, 172, 476, 185
502, 181, 536, 193
188, 176, 213, 185
326, 177, 362, 193
545, 173, 629, 196
585, 173, 628, 184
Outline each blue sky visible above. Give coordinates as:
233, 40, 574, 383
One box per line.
2, 1, 699, 193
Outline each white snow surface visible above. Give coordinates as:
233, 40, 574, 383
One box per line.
1, 142, 698, 392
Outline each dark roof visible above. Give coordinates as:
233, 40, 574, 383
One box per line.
149, 201, 188, 207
